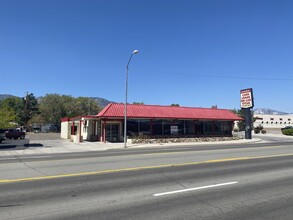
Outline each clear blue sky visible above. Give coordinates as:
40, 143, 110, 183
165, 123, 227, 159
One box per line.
1, 0, 293, 112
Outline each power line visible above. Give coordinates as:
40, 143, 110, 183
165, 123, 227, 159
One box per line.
133, 67, 293, 81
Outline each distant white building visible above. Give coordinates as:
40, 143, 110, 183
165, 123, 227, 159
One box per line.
254, 114, 293, 129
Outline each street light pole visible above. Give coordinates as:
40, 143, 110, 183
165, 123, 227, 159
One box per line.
124, 50, 139, 148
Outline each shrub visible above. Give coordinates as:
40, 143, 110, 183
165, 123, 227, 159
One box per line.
261, 130, 266, 134
282, 128, 293, 136
254, 125, 263, 134
254, 129, 260, 134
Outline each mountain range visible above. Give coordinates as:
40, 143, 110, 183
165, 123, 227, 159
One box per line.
90, 97, 112, 107
0, 94, 15, 100
253, 108, 290, 115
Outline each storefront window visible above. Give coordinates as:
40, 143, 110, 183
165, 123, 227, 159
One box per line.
127, 119, 151, 136
163, 120, 173, 135
185, 120, 195, 135
214, 121, 221, 135
153, 119, 163, 135
195, 121, 203, 135
203, 121, 213, 135
127, 119, 138, 136
138, 119, 151, 135
172, 120, 184, 135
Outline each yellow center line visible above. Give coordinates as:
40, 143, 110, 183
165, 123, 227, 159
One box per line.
1, 153, 293, 184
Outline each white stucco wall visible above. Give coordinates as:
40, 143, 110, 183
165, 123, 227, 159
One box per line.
61, 121, 70, 139
254, 114, 293, 128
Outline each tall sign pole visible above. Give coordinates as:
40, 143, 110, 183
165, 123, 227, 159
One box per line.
240, 88, 254, 139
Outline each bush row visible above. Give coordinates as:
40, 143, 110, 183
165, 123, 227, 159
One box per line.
282, 128, 293, 136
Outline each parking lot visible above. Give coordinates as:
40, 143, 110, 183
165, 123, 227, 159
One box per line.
0, 132, 60, 150
27, 132, 61, 141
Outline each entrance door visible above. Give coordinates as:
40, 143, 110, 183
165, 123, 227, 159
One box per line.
106, 124, 119, 142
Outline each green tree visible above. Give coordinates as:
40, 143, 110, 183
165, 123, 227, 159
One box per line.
0, 93, 39, 127
71, 97, 102, 116
0, 106, 17, 128
39, 94, 73, 131
231, 109, 245, 131
133, 102, 144, 105
27, 114, 45, 129
0, 97, 24, 125
23, 93, 39, 126
39, 94, 102, 131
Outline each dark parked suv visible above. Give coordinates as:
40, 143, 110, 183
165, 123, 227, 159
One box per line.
5, 128, 25, 140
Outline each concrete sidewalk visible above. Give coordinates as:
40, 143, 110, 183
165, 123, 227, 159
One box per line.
0, 136, 264, 157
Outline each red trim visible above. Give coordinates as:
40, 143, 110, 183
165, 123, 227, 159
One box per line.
61, 117, 70, 122
72, 122, 75, 135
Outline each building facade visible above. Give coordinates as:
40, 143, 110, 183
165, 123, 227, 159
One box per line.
61, 103, 242, 143
254, 113, 293, 129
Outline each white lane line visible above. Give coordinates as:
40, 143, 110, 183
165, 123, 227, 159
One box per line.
153, 181, 238, 197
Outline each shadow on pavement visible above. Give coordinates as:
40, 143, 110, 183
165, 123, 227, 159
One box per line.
0, 144, 18, 149
24, 143, 43, 147
0, 139, 43, 150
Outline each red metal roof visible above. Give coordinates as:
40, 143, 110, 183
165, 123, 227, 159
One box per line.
97, 103, 243, 121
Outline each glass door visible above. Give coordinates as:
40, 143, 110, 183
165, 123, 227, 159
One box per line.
106, 124, 119, 142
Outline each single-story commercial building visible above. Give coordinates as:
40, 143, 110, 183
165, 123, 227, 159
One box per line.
254, 113, 293, 129
61, 103, 242, 143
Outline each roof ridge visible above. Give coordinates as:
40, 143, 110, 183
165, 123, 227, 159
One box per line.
97, 102, 113, 116
112, 102, 228, 111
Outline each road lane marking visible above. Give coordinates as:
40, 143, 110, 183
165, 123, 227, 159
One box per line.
0, 153, 293, 184
153, 181, 238, 197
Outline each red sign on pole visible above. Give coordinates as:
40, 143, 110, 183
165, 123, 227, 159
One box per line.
240, 88, 254, 109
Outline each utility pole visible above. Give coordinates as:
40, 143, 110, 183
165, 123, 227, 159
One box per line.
88, 97, 91, 115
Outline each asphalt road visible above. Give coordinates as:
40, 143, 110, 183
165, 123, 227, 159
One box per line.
0, 138, 292, 219
0, 154, 292, 220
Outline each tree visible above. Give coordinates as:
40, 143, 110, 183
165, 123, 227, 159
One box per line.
39, 94, 73, 131
71, 97, 102, 116
23, 93, 39, 126
39, 94, 102, 131
27, 114, 45, 129
0, 97, 24, 125
0, 93, 39, 127
0, 106, 17, 128
171, 104, 180, 106
231, 109, 245, 131
133, 102, 144, 105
